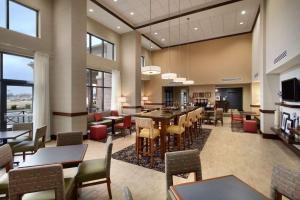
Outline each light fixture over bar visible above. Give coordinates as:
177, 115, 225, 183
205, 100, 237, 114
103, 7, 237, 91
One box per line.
141, 65, 161, 75
161, 72, 177, 79
183, 80, 195, 85
173, 77, 186, 83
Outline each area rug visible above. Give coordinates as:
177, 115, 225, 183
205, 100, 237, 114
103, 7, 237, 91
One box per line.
112, 128, 212, 178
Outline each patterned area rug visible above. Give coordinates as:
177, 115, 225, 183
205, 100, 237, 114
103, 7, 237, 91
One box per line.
112, 128, 212, 178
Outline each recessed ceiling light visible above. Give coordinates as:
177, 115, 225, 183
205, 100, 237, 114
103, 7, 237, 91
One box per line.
117, 26, 121, 29
161, 38, 165, 41
130, 12, 134, 15
89, 9, 94, 12
154, 32, 158, 35
241, 10, 246, 15
239, 22, 244, 25
150, 46, 153, 49
113, 0, 118, 2
194, 27, 198, 31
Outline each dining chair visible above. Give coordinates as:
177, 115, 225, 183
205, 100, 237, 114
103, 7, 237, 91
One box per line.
165, 149, 202, 198
166, 114, 186, 150
191, 110, 198, 138
214, 108, 224, 126
231, 110, 243, 127
122, 186, 133, 200
185, 112, 194, 146
271, 165, 300, 200
76, 136, 113, 199
13, 126, 47, 161
115, 115, 132, 137
111, 110, 119, 116
195, 108, 203, 133
57, 131, 83, 146
135, 117, 160, 168
7, 123, 33, 147
8, 164, 76, 200
0, 144, 13, 200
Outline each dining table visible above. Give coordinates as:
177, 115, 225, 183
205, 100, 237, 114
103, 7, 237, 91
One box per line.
0, 130, 30, 145
169, 175, 269, 200
133, 107, 196, 159
103, 116, 124, 135
19, 144, 88, 168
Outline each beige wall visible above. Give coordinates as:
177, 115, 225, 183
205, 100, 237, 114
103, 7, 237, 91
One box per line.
87, 17, 121, 72
144, 33, 252, 106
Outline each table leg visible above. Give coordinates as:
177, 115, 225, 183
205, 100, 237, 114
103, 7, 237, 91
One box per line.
111, 120, 115, 135
2, 139, 7, 145
160, 120, 167, 159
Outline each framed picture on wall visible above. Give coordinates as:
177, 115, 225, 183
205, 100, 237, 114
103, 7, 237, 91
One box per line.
285, 119, 293, 134
281, 112, 290, 131
216, 96, 220, 101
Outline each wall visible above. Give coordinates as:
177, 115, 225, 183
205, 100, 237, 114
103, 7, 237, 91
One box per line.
87, 17, 121, 72
144, 34, 252, 105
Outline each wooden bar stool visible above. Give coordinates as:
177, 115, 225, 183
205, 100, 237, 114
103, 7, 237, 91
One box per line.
166, 114, 186, 151
185, 112, 193, 146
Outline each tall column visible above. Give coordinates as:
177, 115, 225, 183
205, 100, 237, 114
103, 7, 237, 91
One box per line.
120, 31, 142, 114
51, 0, 87, 135
259, 0, 280, 136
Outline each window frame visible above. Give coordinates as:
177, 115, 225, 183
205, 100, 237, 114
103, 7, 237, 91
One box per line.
86, 68, 112, 112
86, 32, 115, 61
0, 52, 34, 131
2, 0, 39, 37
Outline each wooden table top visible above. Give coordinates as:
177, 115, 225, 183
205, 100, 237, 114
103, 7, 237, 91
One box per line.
104, 116, 124, 120
170, 175, 269, 200
19, 144, 88, 168
133, 107, 197, 120
0, 130, 30, 140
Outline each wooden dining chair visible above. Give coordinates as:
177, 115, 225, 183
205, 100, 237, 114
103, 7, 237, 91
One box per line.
8, 164, 76, 200
166, 114, 186, 150
13, 126, 47, 161
214, 108, 224, 126
271, 165, 300, 200
165, 150, 202, 199
115, 115, 132, 137
135, 117, 160, 168
57, 131, 83, 146
0, 144, 13, 200
76, 136, 113, 199
8, 123, 33, 147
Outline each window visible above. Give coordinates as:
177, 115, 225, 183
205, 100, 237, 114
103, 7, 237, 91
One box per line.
86, 69, 112, 112
141, 56, 145, 67
0, 0, 38, 37
0, 52, 34, 131
86, 33, 115, 61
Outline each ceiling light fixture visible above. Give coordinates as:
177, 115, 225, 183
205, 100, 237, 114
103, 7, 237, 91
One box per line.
241, 10, 246, 15
183, 18, 194, 85
142, 0, 161, 76
183, 80, 195, 85
194, 27, 198, 31
240, 22, 244, 25
161, 38, 165, 41
113, 0, 118, 2
116, 26, 121, 29
130, 12, 134, 15
89, 9, 94, 12
154, 32, 158, 35
173, 77, 186, 83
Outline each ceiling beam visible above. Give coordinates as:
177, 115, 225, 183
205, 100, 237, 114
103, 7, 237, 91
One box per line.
251, 6, 260, 32
142, 34, 163, 49
135, 0, 243, 29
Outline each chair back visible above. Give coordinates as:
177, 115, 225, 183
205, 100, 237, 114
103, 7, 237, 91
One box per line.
215, 108, 223, 119
12, 122, 33, 138
56, 131, 83, 146
122, 186, 133, 200
123, 115, 132, 128
178, 114, 186, 128
111, 110, 119, 116
33, 126, 47, 151
105, 136, 113, 178
191, 110, 198, 123
165, 149, 202, 192
9, 164, 65, 200
135, 117, 155, 138
0, 144, 13, 172
185, 112, 193, 127
271, 165, 300, 200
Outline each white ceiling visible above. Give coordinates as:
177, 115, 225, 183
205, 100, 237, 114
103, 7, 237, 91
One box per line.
87, 0, 260, 48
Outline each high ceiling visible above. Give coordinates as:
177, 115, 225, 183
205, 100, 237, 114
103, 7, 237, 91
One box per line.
87, 0, 260, 49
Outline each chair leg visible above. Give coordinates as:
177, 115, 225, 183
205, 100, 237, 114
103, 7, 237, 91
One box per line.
23, 152, 26, 161
150, 139, 154, 168
107, 178, 112, 199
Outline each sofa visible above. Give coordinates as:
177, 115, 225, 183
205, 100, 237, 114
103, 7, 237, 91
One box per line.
87, 111, 123, 129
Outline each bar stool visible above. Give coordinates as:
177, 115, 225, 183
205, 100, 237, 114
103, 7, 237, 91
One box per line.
195, 108, 203, 134
135, 117, 160, 168
185, 112, 193, 146
191, 110, 198, 138
166, 114, 186, 150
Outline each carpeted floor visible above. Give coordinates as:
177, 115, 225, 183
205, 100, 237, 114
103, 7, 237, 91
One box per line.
112, 128, 211, 177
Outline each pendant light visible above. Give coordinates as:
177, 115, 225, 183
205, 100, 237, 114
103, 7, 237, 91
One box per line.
142, 0, 161, 75
173, 0, 186, 83
161, 0, 177, 80
183, 17, 194, 85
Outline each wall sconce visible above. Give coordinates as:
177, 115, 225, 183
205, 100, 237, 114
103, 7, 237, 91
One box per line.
119, 96, 127, 103
142, 96, 149, 101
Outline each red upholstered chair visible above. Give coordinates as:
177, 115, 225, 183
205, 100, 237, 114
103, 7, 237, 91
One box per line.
231, 112, 243, 127
90, 125, 107, 140
111, 110, 119, 116
115, 115, 132, 136
243, 120, 257, 133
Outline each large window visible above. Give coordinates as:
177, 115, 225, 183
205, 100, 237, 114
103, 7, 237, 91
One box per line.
0, 52, 34, 131
86, 33, 115, 61
86, 69, 112, 112
0, 0, 38, 37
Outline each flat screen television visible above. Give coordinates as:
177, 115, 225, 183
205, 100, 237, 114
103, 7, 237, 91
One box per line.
281, 78, 300, 102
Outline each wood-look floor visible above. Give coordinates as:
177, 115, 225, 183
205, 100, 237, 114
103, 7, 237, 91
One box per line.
8, 118, 300, 199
